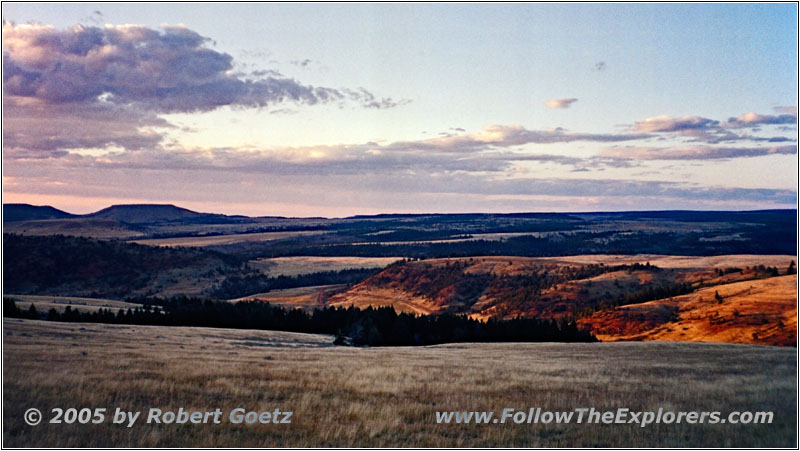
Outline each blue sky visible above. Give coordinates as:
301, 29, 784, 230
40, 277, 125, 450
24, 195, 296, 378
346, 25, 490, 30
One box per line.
2, 3, 797, 216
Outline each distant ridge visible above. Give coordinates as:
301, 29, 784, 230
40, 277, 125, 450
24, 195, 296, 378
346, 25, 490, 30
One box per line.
2, 202, 797, 224
3, 204, 76, 222
86, 204, 206, 224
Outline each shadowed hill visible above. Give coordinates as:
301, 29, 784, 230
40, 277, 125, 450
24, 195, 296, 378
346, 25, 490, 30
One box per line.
2, 234, 247, 298
87, 204, 208, 223
3, 204, 76, 222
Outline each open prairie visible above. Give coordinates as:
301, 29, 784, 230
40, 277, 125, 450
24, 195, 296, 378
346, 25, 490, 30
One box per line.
535, 254, 797, 269
3, 319, 796, 447
132, 230, 326, 247
4, 219, 144, 239
6, 295, 143, 314
249, 256, 402, 277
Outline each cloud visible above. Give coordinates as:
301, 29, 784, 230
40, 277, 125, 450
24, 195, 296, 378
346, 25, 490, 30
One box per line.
630, 112, 796, 145
544, 98, 578, 109
383, 124, 650, 154
7, 156, 796, 215
773, 105, 798, 116
2, 21, 408, 157
726, 112, 797, 127
633, 115, 718, 133
2, 22, 400, 113
599, 144, 797, 161
2, 96, 170, 158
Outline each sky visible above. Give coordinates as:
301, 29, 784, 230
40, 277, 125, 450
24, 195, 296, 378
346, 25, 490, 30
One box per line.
2, 3, 798, 217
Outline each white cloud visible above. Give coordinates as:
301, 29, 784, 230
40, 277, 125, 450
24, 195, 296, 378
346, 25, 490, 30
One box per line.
544, 98, 578, 109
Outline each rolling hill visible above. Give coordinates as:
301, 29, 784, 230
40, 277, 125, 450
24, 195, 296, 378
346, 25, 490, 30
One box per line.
87, 204, 211, 223
2, 203, 76, 222
579, 274, 797, 346
325, 255, 797, 345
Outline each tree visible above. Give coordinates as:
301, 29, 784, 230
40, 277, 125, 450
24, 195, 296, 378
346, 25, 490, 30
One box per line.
714, 291, 723, 304
787, 260, 796, 275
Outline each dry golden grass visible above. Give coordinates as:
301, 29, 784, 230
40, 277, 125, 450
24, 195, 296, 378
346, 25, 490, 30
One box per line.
327, 255, 797, 333
7, 295, 143, 314
583, 275, 797, 346
249, 256, 402, 277
132, 230, 325, 247
231, 285, 347, 311
3, 319, 795, 447
535, 254, 796, 269
328, 286, 439, 315
4, 219, 143, 239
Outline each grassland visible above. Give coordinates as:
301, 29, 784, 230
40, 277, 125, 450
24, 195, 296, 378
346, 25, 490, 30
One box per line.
249, 256, 402, 277
326, 255, 796, 329
3, 219, 144, 239
6, 295, 143, 314
229, 284, 347, 311
3, 319, 795, 447
132, 230, 326, 247
581, 275, 797, 346
535, 254, 796, 269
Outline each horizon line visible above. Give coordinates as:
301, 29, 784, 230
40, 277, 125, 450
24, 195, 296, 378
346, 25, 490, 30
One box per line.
3, 202, 797, 221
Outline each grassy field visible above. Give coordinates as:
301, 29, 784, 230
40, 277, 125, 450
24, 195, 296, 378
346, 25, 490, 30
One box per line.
228, 284, 347, 311
249, 256, 402, 277
131, 230, 326, 247
3, 319, 795, 447
6, 295, 143, 314
535, 254, 796, 269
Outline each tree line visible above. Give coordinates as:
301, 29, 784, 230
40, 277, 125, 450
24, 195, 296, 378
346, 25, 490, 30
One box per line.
3, 297, 597, 346
208, 268, 379, 299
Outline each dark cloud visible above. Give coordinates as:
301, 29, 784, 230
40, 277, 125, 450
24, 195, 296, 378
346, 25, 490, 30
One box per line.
632, 113, 796, 144
2, 21, 406, 156
2, 22, 400, 114
726, 112, 797, 128
2, 96, 168, 158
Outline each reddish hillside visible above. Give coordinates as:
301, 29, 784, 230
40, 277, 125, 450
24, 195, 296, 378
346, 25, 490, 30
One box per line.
579, 275, 796, 346
327, 255, 796, 346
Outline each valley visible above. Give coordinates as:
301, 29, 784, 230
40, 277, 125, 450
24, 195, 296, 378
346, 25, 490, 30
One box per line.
3, 203, 796, 347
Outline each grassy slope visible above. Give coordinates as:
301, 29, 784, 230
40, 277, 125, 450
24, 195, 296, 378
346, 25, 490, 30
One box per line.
328, 255, 795, 324
3, 319, 795, 447
581, 275, 797, 346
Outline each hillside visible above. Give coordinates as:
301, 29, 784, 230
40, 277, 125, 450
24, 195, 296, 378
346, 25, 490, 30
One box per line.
326, 255, 797, 345
87, 204, 208, 223
3, 218, 143, 239
2, 203, 75, 222
2, 234, 247, 298
579, 275, 797, 346
3, 204, 796, 258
